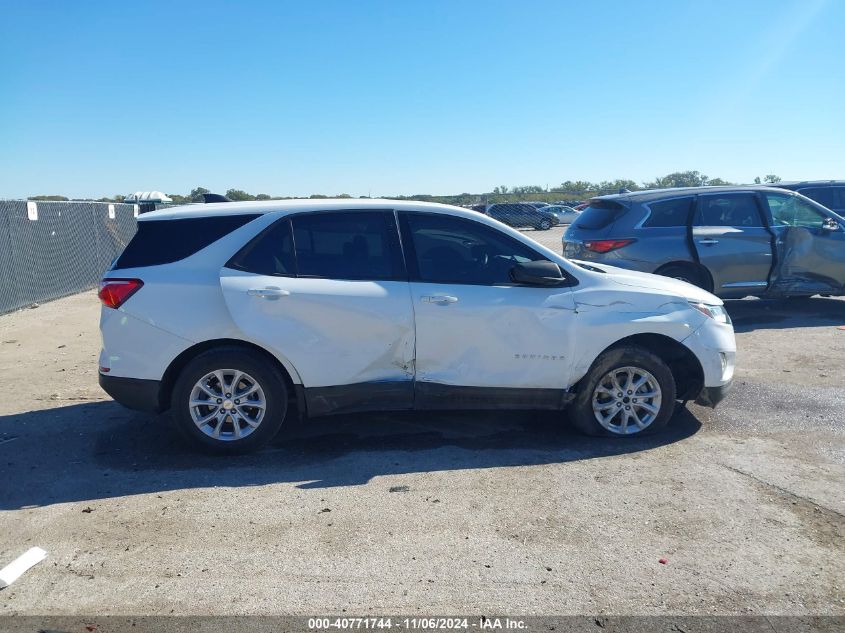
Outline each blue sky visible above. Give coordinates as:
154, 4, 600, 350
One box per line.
0, 0, 842, 199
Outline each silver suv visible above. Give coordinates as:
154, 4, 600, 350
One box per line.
562, 186, 845, 299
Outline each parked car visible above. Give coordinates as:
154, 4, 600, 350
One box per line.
562, 186, 845, 299
769, 181, 845, 216
98, 199, 735, 453
487, 203, 559, 230
543, 205, 580, 225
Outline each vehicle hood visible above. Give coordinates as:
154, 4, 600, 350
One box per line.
572, 261, 722, 305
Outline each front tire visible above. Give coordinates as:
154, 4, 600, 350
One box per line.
536, 218, 552, 230
569, 346, 676, 437
170, 347, 289, 454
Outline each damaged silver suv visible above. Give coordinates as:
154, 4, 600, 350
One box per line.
562, 186, 845, 298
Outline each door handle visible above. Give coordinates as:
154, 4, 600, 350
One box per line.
697, 238, 719, 245
422, 295, 458, 304
247, 287, 290, 299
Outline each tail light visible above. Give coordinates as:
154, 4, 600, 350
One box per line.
583, 239, 635, 253
98, 278, 143, 309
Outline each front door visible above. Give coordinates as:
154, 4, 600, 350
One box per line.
398, 211, 577, 409
219, 210, 416, 415
692, 192, 775, 298
762, 191, 845, 295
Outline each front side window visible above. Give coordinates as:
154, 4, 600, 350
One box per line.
643, 197, 694, 228
291, 211, 403, 280
694, 194, 762, 227
402, 213, 549, 285
765, 193, 828, 229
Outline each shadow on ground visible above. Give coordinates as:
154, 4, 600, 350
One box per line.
726, 296, 845, 332
0, 401, 701, 509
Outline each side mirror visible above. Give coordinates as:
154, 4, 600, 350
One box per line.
510, 261, 568, 286
822, 218, 841, 231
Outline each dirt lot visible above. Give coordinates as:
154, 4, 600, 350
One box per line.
0, 232, 843, 616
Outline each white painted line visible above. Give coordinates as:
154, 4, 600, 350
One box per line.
0, 547, 47, 589
26, 201, 37, 221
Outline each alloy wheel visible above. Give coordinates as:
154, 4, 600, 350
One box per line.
188, 369, 266, 441
591, 366, 662, 435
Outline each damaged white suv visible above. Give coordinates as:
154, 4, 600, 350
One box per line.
98, 199, 735, 453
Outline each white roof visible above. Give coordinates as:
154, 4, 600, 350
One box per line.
124, 191, 173, 203
139, 198, 475, 221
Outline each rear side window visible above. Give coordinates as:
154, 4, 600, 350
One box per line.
642, 197, 693, 227
694, 194, 762, 227
572, 199, 627, 230
113, 214, 259, 269
291, 211, 403, 280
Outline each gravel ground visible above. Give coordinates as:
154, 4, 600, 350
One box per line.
0, 244, 843, 616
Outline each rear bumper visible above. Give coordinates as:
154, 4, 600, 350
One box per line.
99, 373, 163, 413
694, 379, 733, 408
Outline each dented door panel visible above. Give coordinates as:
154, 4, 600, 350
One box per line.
769, 226, 845, 295
411, 283, 577, 390
220, 271, 416, 389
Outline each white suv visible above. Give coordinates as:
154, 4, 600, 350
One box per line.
98, 199, 735, 453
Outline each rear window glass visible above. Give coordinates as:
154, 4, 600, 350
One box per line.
572, 200, 627, 230
642, 197, 693, 227
113, 214, 259, 269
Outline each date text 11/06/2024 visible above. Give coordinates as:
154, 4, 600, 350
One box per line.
308, 617, 527, 630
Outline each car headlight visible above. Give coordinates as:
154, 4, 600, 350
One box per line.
689, 301, 731, 324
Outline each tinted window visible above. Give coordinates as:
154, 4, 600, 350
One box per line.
291, 211, 402, 280
694, 195, 761, 227
798, 187, 836, 209
403, 213, 548, 285
643, 197, 694, 228
226, 218, 295, 276
765, 193, 827, 229
572, 200, 627, 230
113, 214, 259, 270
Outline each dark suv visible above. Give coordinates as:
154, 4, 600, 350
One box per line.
771, 181, 845, 216
487, 203, 559, 230
562, 186, 845, 299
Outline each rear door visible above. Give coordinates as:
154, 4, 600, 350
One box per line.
219, 210, 416, 414
691, 193, 774, 297
763, 192, 845, 295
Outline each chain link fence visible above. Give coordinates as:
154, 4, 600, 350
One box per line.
0, 200, 138, 314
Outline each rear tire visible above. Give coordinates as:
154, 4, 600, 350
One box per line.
170, 347, 289, 454
656, 263, 710, 291
569, 346, 676, 437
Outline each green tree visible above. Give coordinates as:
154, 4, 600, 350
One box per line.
28, 195, 69, 201
764, 174, 781, 184
225, 189, 256, 201
190, 186, 210, 201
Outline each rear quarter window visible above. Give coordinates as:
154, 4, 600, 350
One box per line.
112, 214, 259, 269
642, 197, 694, 227
572, 200, 628, 230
